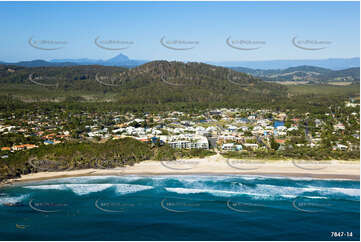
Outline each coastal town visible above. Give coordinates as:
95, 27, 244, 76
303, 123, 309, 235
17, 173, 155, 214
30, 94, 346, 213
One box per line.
0, 100, 359, 160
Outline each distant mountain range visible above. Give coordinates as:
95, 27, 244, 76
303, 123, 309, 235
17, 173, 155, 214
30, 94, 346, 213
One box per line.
231, 65, 360, 83
209, 57, 360, 70
1, 54, 148, 68
51, 53, 148, 67
1, 54, 359, 72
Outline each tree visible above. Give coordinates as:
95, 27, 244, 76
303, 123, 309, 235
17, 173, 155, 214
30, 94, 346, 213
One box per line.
270, 136, 280, 150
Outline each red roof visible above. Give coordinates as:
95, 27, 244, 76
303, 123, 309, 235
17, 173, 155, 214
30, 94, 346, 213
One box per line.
275, 139, 286, 144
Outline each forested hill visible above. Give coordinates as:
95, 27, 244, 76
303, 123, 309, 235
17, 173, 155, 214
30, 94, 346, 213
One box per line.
0, 61, 287, 106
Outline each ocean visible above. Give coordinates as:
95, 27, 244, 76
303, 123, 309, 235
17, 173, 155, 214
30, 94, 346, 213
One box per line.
0, 175, 359, 241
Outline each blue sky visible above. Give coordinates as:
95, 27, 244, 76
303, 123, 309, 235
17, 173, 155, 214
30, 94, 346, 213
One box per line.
0, 1, 359, 62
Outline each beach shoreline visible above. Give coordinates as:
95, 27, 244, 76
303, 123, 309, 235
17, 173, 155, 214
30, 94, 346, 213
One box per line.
2, 155, 360, 186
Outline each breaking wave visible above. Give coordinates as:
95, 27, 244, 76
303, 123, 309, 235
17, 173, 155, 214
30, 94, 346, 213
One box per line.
24, 183, 153, 196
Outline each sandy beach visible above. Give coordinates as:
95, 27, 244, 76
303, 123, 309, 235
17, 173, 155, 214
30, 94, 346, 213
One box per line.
5, 154, 359, 185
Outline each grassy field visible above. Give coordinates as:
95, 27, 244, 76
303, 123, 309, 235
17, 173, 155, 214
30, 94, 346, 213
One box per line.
287, 83, 360, 99
327, 82, 353, 86
266, 81, 309, 85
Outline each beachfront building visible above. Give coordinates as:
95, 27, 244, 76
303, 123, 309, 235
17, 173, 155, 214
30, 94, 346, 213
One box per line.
222, 143, 243, 151
167, 135, 209, 149
222, 143, 234, 151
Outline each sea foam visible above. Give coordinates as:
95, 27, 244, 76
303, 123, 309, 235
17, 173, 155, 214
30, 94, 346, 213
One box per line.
0, 194, 29, 205
25, 183, 153, 196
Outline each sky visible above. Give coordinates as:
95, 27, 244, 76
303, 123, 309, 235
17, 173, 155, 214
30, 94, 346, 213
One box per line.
0, 1, 359, 62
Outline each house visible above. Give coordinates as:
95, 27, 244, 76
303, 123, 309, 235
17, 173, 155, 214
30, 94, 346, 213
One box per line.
239, 126, 249, 132
314, 119, 322, 127
235, 118, 250, 124
218, 135, 236, 141
243, 143, 259, 150
23, 144, 38, 150
276, 126, 287, 132
125, 126, 135, 135
333, 123, 345, 131
209, 111, 221, 115
112, 128, 125, 133
150, 137, 164, 145
334, 144, 348, 151
345, 102, 358, 108
44, 140, 54, 145
352, 134, 360, 139
196, 130, 209, 136
194, 136, 209, 149
287, 127, 298, 132
88, 132, 101, 137
274, 121, 285, 128
152, 129, 162, 135
134, 118, 145, 123
251, 126, 264, 135
1, 147, 11, 151
136, 136, 149, 142
257, 119, 270, 127
275, 131, 287, 136
227, 125, 238, 132
264, 126, 274, 131
308, 143, 318, 148
206, 126, 217, 133
0, 126, 15, 132
222, 143, 234, 151
275, 139, 286, 144
235, 144, 243, 151
12, 145, 25, 151
277, 113, 287, 120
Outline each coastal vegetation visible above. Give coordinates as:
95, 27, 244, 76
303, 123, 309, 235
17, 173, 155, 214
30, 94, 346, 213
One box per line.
0, 137, 215, 182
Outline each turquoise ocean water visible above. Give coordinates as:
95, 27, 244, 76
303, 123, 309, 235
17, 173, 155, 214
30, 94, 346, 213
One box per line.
0, 175, 359, 240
